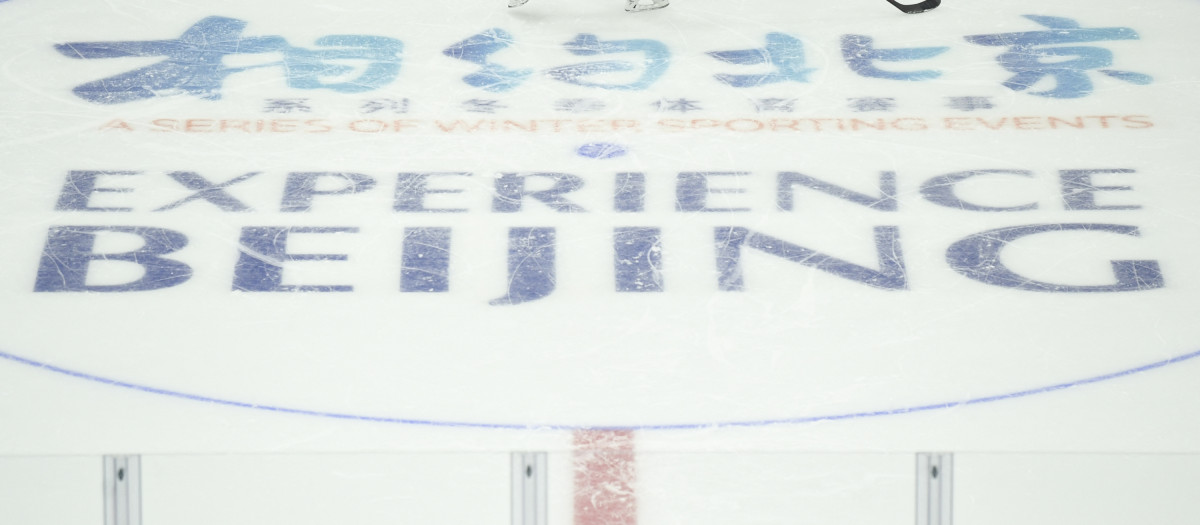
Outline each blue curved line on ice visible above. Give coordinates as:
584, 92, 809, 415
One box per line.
1, 347, 1197, 431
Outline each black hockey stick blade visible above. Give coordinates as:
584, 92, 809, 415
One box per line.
886, 0, 941, 14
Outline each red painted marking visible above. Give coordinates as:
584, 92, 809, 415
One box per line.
573, 430, 637, 525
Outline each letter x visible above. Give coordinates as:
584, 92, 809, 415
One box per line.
155, 171, 261, 211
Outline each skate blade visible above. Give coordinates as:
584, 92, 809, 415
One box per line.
626, 0, 670, 12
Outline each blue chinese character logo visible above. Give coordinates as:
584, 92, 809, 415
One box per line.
546, 34, 670, 90
56, 16, 403, 104
443, 28, 532, 92
708, 33, 815, 87
841, 34, 947, 81
965, 15, 1152, 98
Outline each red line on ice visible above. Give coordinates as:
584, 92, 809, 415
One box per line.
574, 430, 637, 525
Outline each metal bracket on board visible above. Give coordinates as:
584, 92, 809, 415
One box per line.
512, 452, 548, 525
104, 455, 142, 525
916, 452, 953, 525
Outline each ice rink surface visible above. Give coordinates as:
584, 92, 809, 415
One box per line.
1, 0, 1198, 523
